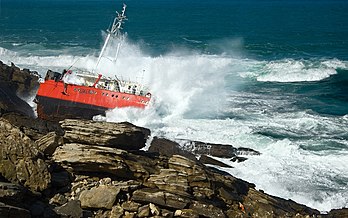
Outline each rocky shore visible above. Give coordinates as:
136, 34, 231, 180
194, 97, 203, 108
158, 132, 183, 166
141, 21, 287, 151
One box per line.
0, 61, 347, 217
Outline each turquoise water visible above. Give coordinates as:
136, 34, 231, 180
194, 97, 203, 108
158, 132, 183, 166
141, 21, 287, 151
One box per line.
1, 0, 347, 212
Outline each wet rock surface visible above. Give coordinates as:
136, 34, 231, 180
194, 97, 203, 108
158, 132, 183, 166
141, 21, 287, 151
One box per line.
0, 61, 39, 117
0, 62, 346, 217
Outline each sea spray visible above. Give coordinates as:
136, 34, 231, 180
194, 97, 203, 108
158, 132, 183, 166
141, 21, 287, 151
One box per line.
1, 41, 348, 212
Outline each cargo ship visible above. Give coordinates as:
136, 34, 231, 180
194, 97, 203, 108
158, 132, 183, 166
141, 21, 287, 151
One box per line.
35, 4, 152, 121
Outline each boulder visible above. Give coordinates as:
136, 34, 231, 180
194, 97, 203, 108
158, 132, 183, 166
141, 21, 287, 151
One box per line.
177, 139, 237, 158
0, 119, 50, 192
53, 143, 132, 178
149, 137, 197, 160
79, 185, 120, 209
54, 200, 83, 218
177, 139, 260, 158
60, 119, 150, 150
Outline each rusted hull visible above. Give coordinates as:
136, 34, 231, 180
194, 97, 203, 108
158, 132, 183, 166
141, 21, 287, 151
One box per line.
36, 95, 108, 121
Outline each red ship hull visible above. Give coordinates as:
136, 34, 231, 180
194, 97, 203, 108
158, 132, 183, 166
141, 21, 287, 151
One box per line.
35, 80, 150, 120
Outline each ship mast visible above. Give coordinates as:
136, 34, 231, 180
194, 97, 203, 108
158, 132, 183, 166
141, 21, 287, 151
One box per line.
93, 4, 127, 73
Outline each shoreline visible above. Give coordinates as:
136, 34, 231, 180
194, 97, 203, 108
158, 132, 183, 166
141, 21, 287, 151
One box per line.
0, 61, 347, 217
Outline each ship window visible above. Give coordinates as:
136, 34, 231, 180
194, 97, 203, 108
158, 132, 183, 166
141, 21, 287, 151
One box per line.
102, 93, 104, 96
112, 94, 114, 97
115, 95, 118, 98
122, 96, 125, 99
106, 93, 109, 96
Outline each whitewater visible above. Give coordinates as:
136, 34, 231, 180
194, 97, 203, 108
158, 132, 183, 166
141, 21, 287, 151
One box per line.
1, 36, 348, 212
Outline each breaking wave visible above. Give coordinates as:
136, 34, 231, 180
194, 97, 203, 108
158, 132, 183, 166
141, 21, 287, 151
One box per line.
1, 40, 348, 212
238, 58, 347, 83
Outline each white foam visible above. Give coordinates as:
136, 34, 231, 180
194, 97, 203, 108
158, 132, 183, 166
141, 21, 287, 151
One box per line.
224, 139, 348, 212
238, 59, 343, 82
1, 42, 348, 212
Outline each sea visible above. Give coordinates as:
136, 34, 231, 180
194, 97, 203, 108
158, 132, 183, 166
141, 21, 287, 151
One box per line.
1, 0, 347, 212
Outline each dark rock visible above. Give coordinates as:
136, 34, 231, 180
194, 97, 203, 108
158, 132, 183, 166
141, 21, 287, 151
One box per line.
149, 137, 197, 160
230, 156, 248, 163
0, 61, 39, 117
0, 202, 30, 218
236, 188, 320, 217
51, 171, 71, 188
60, 119, 150, 150
325, 208, 348, 218
218, 187, 243, 204
54, 200, 83, 218
0, 119, 51, 192
0, 61, 39, 97
0, 182, 26, 205
236, 147, 261, 156
199, 155, 233, 168
2, 112, 63, 141
176, 139, 237, 158
29, 200, 46, 217
0, 82, 35, 118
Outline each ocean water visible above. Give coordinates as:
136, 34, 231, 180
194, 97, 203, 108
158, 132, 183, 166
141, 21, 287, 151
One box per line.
1, 0, 348, 212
